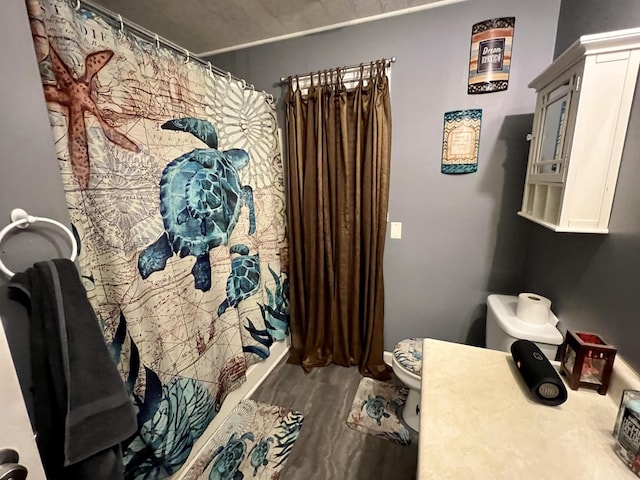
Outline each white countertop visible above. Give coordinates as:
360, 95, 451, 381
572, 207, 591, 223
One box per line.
418, 339, 636, 480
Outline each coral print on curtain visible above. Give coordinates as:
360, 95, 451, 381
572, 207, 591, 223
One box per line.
27, 0, 288, 478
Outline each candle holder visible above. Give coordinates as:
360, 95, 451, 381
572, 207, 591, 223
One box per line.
559, 330, 617, 395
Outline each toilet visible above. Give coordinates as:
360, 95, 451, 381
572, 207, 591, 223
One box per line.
392, 337, 423, 432
391, 294, 563, 433
485, 294, 563, 361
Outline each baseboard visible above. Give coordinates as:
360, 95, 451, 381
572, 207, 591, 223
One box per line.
173, 338, 290, 479
608, 355, 640, 405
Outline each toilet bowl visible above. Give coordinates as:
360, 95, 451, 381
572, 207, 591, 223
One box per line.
486, 294, 563, 360
391, 338, 422, 432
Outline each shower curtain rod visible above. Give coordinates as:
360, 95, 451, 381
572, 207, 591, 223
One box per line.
77, 0, 248, 87
279, 57, 396, 83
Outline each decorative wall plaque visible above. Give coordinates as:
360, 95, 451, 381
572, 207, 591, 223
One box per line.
441, 109, 482, 174
468, 17, 516, 94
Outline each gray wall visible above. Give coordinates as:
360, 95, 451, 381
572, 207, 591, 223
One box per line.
0, 0, 72, 401
554, 0, 640, 57
209, 0, 561, 350
524, 0, 640, 371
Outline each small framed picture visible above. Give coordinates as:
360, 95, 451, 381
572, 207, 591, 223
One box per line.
441, 109, 482, 174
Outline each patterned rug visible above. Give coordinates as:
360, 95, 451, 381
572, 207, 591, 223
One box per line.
346, 377, 411, 446
183, 400, 304, 480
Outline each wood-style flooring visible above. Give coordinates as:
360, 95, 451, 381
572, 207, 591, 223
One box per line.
250, 357, 419, 480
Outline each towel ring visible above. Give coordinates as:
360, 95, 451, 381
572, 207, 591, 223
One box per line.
0, 209, 78, 277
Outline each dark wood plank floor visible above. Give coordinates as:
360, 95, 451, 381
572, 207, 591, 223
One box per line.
250, 356, 418, 480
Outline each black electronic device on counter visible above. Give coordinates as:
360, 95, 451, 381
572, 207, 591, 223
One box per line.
510, 339, 568, 406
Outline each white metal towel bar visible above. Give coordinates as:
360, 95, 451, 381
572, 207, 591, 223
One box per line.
0, 209, 77, 277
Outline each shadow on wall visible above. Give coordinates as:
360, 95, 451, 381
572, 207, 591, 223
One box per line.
465, 114, 534, 347
524, 227, 607, 317
465, 303, 488, 347
486, 114, 535, 293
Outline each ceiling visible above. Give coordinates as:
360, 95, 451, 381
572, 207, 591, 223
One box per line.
89, 0, 450, 55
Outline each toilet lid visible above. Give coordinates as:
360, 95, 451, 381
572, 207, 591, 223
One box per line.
393, 338, 423, 376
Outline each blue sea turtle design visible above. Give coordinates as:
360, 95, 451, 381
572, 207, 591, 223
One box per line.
361, 395, 391, 426
209, 432, 255, 480
218, 244, 261, 315
137, 118, 256, 292
242, 267, 289, 359
248, 436, 273, 476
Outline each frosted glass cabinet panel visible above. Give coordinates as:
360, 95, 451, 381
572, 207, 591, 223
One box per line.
535, 83, 570, 179
518, 28, 640, 233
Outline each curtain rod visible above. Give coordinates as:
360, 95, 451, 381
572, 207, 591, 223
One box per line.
279, 57, 396, 83
75, 0, 249, 88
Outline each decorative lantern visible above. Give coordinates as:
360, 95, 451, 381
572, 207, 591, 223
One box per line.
560, 330, 617, 395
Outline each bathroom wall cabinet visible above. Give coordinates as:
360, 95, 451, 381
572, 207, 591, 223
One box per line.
518, 28, 640, 233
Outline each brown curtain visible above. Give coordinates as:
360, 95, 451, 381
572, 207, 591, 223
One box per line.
285, 63, 392, 379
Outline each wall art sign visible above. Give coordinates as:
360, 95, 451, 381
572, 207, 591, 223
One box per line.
441, 109, 482, 174
468, 17, 515, 94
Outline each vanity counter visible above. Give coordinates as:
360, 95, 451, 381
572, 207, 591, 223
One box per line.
418, 339, 635, 479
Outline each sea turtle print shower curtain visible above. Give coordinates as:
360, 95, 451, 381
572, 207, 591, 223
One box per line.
26, 0, 288, 477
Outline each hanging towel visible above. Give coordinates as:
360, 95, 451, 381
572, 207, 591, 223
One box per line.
9, 259, 137, 480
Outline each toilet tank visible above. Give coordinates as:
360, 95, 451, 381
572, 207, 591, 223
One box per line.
485, 294, 563, 361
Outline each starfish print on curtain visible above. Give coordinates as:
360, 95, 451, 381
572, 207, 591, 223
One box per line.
43, 43, 139, 189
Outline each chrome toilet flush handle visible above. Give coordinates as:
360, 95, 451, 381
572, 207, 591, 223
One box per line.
0, 449, 27, 480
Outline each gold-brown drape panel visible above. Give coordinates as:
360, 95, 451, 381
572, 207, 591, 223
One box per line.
285, 65, 392, 379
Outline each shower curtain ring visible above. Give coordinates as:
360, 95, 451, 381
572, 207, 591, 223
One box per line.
241, 79, 246, 89
155, 34, 160, 50
75, 0, 81, 11
250, 84, 255, 91
184, 49, 190, 64
207, 61, 213, 76
117, 14, 124, 36
227, 72, 232, 83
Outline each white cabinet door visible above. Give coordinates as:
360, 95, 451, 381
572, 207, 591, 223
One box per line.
0, 319, 46, 479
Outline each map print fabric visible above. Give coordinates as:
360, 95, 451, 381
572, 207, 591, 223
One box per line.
27, 0, 288, 477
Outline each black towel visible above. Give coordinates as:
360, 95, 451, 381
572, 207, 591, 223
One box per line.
9, 259, 137, 480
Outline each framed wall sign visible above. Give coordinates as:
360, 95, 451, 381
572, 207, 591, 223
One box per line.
441, 109, 482, 174
468, 17, 516, 94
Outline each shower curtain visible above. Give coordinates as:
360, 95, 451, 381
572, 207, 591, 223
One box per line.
26, 0, 288, 477
285, 65, 392, 379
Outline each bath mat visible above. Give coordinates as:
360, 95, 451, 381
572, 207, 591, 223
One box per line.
183, 399, 304, 480
346, 377, 411, 446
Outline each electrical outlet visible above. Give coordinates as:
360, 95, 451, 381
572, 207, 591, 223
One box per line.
390, 222, 402, 239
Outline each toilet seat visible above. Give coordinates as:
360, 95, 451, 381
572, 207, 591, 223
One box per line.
393, 337, 423, 379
